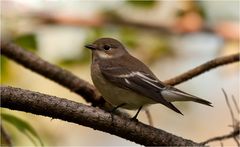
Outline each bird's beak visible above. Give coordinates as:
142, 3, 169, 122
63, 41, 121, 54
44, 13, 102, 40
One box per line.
85, 44, 96, 50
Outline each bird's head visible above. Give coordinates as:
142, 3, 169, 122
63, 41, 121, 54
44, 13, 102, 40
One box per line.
85, 38, 128, 59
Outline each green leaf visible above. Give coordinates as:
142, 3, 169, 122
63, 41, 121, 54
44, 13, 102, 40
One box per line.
1, 113, 43, 146
14, 34, 38, 51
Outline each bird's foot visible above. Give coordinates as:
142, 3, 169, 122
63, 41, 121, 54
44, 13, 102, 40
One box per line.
130, 116, 139, 122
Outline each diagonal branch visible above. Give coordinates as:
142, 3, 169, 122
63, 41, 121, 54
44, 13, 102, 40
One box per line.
0, 86, 199, 146
164, 53, 240, 86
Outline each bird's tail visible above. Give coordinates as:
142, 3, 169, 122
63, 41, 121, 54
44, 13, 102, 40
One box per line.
161, 87, 213, 107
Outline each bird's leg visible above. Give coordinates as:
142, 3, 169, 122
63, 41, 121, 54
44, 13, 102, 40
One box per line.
110, 103, 126, 114
109, 103, 126, 126
131, 106, 143, 121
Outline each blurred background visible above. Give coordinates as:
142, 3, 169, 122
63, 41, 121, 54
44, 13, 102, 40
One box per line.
1, 0, 239, 146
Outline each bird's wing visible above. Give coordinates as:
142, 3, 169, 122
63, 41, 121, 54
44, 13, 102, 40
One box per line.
100, 67, 183, 114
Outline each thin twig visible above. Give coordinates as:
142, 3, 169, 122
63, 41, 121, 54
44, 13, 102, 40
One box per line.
222, 89, 236, 126
232, 95, 240, 114
222, 89, 239, 146
145, 109, 153, 126
220, 141, 223, 147
233, 137, 240, 147
0, 86, 199, 146
201, 90, 240, 146
201, 129, 239, 145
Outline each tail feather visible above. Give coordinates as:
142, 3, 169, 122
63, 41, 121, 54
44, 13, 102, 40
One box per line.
161, 87, 213, 107
192, 97, 213, 107
164, 101, 184, 115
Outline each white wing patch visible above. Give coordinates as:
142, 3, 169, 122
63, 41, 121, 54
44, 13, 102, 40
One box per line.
117, 72, 157, 81
136, 72, 158, 83
119, 71, 162, 89
124, 78, 131, 84
141, 78, 162, 90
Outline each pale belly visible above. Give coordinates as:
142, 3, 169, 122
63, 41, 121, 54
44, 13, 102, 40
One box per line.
91, 64, 156, 110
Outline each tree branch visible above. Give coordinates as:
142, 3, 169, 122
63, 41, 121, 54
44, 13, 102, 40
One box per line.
164, 53, 240, 86
0, 86, 199, 146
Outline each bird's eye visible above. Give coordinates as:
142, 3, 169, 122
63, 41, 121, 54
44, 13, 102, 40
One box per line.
103, 45, 111, 50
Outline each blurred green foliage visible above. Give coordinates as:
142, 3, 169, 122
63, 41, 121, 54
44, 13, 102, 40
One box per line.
140, 34, 172, 64
194, 1, 207, 19
147, 41, 171, 64
62, 26, 172, 65
1, 34, 38, 80
126, 0, 157, 8
1, 113, 43, 146
78, 28, 103, 64
120, 27, 138, 49
59, 28, 104, 65
14, 34, 38, 51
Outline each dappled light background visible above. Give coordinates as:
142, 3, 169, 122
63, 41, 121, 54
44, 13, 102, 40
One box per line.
1, 0, 239, 146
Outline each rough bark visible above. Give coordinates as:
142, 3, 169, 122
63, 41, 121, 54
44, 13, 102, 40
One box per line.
1, 86, 199, 146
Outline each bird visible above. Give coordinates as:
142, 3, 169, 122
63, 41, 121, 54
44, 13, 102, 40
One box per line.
85, 37, 212, 120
